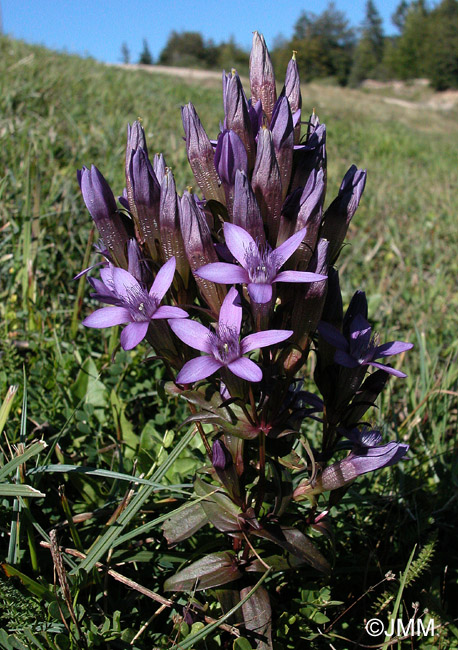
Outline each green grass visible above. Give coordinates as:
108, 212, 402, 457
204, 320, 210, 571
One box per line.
1, 35, 457, 648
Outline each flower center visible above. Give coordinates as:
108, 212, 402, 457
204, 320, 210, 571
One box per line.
210, 328, 241, 365
119, 285, 156, 322
245, 244, 277, 284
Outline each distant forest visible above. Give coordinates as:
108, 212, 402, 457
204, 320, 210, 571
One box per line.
123, 0, 458, 91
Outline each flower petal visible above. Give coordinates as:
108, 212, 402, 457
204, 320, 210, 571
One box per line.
111, 267, 142, 302
169, 319, 213, 353
228, 357, 262, 382
120, 321, 149, 350
218, 286, 242, 337
152, 305, 188, 319
273, 226, 307, 267
247, 282, 272, 303
334, 349, 360, 368
374, 341, 413, 358
150, 256, 176, 301
317, 321, 348, 350
369, 361, 407, 378
274, 270, 327, 283
176, 356, 223, 384
195, 262, 249, 284
83, 306, 131, 328
223, 222, 255, 268
241, 329, 293, 353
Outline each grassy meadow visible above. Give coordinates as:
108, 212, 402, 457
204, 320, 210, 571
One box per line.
0, 35, 458, 648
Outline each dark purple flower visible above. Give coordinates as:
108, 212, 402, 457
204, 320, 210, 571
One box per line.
83, 257, 187, 350
318, 314, 413, 378
196, 222, 327, 304
212, 439, 233, 471
169, 287, 292, 384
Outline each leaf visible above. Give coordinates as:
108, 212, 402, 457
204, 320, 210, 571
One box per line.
246, 554, 304, 572
241, 585, 272, 650
110, 389, 139, 457
233, 638, 254, 650
0, 484, 45, 498
252, 525, 330, 574
194, 476, 241, 534
0, 440, 47, 481
163, 551, 242, 592
162, 502, 209, 545
1, 564, 54, 601
70, 357, 108, 423
212, 588, 244, 625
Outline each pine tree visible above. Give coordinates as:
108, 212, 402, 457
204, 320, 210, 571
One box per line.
139, 39, 153, 65
350, 0, 385, 84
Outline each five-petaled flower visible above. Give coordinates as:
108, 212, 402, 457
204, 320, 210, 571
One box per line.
195, 222, 327, 304
318, 314, 413, 378
169, 287, 293, 383
83, 257, 188, 350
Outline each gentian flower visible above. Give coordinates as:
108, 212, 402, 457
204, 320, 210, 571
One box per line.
169, 287, 292, 383
83, 257, 187, 350
318, 437, 409, 492
294, 426, 409, 498
318, 314, 413, 378
195, 222, 327, 304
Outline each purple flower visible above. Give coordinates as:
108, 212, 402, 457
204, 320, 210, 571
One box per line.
169, 287, 292, 384
318, 439, 409, 491
83, 257, 187, 350
318, 314, 413, 378
195, 222, 327, 304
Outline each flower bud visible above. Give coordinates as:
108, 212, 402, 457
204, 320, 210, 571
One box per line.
159, 169, 190, 287
320, 165, 367, 264
232, 170, 265, 245
153, 153, 166, 185
212, 439, 233, 471
224, 70, 256, 171
180, 191, 226, 315
270, 96, 294, 200
282, 52, 302, 144
249, 31, 277, 124
129, 147, 161, 261
214, 129, 248, 218
290, 123, 327, 195
252, 127, 282, 245
181, 103, 226, 204
78, 165, 129, 268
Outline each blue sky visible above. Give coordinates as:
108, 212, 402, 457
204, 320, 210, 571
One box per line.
3, 0, 401, 64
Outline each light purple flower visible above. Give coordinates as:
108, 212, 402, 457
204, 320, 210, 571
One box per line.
169, 287, 292, 384
319, 439, 409, 491
83, 257, 187, 350
195, 222, 327, 304
318, 314, 413, 378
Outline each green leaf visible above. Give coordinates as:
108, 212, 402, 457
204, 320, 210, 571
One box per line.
0, 441, 47, 481
70, 357, 108, 422
110, 389, 139, 458
233, 637, 254, 650
0, 484, 45, 498
164, 551, 242, 592
1, 564, 54, 601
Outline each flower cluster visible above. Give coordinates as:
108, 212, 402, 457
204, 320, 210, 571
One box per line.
77, 32, 412, 643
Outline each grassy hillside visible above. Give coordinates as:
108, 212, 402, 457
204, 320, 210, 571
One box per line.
1, 35, 457, 648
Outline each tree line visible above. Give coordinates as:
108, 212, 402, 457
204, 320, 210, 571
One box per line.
121, 0, 458, 90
